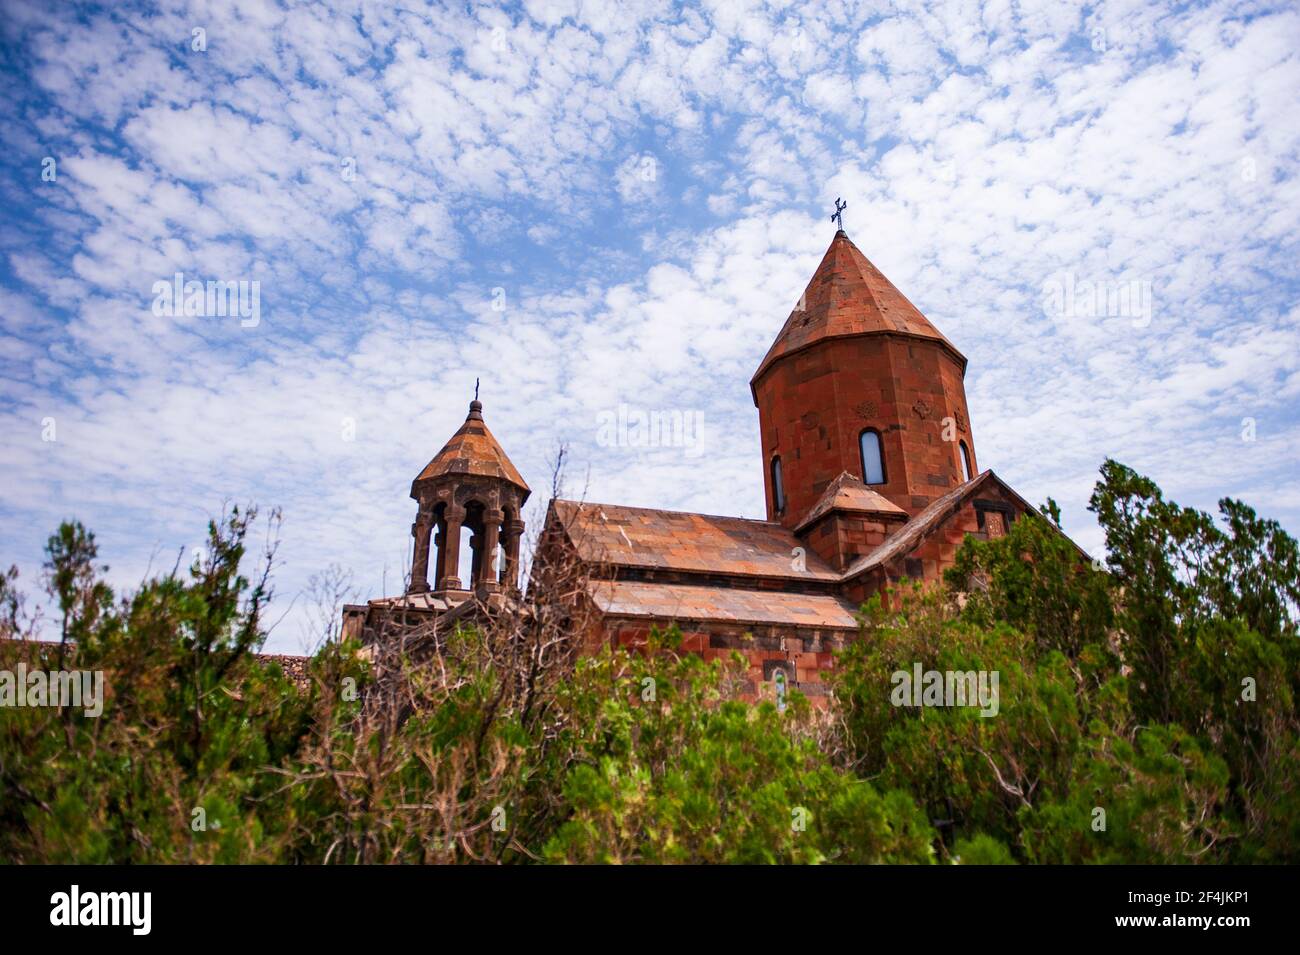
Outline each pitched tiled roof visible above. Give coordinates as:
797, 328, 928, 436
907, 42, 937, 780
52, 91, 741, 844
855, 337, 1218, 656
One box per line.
589, 580, 860, 629
836, 468, 1090, 580
840, 471, 991, 579
552, 499, 840, 581
414, 400, 530, 493
793, 470, 907, 532
751, 230, 964, 387
553, 475, 1092, 600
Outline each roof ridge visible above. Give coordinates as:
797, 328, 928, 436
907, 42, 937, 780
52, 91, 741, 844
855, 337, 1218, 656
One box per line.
832, 236, 887, 318
553, 498, 781, 526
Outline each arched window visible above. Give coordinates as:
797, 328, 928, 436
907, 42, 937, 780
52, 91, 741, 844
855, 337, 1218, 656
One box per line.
859, 429, 886, 485
771, 456, 785, 515
498, 506, 513, 584
431, 502, 448, 587
773, 668, 788, 713
959, 441, 973, 482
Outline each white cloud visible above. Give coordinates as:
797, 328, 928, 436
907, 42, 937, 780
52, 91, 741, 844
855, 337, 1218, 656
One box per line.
1, 0, 1297, 651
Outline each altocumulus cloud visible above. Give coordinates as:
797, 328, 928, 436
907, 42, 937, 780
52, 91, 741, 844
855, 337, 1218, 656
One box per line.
0, 0, 1296, 651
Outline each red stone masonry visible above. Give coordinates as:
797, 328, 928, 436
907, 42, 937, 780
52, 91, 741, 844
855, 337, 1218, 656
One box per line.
543, 471, 1049, 701
752, 230, 976, 531
352, 227, 1089, 705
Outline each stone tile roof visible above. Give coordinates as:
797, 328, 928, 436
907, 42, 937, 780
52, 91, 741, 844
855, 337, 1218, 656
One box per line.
360, 591, 467, 613
793, 470, 907, 532
589, 580, 860, 629
835, 468, 1086, 581
413, 400, 530, 493
751, 230, 964, 387
552, 499, 841, 582
556, 470, 1075, 591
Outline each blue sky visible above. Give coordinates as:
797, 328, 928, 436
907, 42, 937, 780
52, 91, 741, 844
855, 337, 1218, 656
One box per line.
2, 0, 1298, 652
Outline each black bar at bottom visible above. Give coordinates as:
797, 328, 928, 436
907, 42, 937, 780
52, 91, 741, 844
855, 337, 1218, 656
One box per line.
0, 863, 1283, 943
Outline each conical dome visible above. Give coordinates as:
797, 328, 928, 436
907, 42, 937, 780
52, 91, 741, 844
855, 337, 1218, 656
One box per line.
751, 229, 964, 390
412, 400, 530, 496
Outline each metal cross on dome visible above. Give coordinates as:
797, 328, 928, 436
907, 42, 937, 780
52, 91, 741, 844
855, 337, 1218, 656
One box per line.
831, 197, 847, 231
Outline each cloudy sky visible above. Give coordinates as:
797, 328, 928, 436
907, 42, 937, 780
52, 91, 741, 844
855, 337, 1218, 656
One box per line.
1, 0, 1297, 652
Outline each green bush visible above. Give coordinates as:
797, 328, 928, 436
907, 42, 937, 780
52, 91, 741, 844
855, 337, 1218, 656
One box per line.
2, 460, 1295, 863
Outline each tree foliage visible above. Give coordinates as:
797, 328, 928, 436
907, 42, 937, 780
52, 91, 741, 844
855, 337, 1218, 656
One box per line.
829, 458, 1299, 863
2, 460, 1296, 863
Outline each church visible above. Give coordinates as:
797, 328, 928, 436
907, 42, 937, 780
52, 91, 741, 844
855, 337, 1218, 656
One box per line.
342, 221, 1071, 698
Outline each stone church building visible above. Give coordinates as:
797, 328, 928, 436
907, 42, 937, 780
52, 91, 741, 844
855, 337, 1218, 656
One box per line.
343, 226, 1066, 698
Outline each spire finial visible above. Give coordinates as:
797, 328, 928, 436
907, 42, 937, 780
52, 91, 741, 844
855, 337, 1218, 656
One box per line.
468, 377, 483, 418
831, 197, 847, 233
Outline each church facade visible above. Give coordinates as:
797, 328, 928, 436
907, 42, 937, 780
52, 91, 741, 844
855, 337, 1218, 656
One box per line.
344, 226, 1063, 698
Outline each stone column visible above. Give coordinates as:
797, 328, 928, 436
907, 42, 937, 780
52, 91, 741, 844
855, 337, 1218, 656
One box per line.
503, 519, 525, 591
479, 509, 503, 592
439, 505, 465, 591
409, 512, 432, 594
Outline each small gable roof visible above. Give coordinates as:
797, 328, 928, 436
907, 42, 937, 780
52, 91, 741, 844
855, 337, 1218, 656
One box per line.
793, 470, 907, 532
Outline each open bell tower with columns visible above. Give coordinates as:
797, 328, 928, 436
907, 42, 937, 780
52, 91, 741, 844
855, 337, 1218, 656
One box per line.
407, 397, 530, 596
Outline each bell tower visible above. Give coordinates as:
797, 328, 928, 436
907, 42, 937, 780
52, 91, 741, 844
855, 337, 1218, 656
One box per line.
751, 225, 978, 531
407, 398, 530, 596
